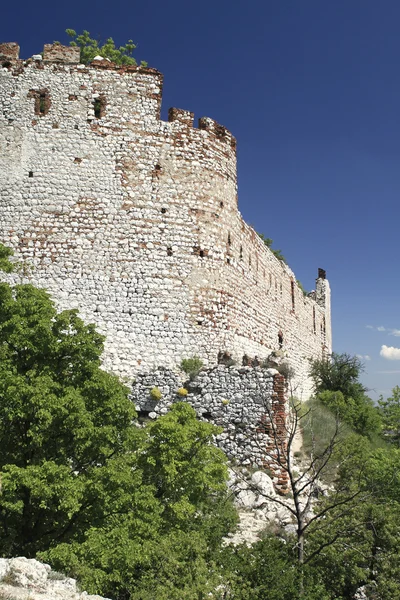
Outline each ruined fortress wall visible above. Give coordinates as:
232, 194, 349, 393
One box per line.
0, 44, 331, 398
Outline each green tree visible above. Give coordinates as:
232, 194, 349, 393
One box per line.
0, 279, 144, 557
42, 404, 235, 599
378, 385, 400, 446
309, 353, 381, 438
309, 353, 365, 398
219, 536, 329, 600
0, 246, 236, 599
306, 445, 400, 599
66, 29, 147, 66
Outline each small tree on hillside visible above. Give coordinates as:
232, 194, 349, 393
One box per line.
378, 385, 400, 447
309, 353, 381, 438
248, 393, 369, 565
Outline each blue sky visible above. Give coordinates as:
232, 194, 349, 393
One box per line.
2, 0, 400, 399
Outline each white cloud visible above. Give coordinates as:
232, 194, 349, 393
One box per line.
356, 354, 371, 361
365, 325, 400, 337
380, 345, 400, 360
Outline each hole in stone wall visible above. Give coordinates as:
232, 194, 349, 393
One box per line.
226, 257, 230, 264
161, 207, 167, 214
239, 245, 243, 260
291, 280, 295, 311
2, 61, 11, 68
93, 95, 106, 119
313, 306, 316, 334
28, 88, 51, 116
278, 331, 283, 348
202, 412, 212, 420
39, 92, 46, 115
28, 171, 33, 177
167, 247, 173, 256
74, 124, 79, 130
137, 410, 151, 422
228, 232, 231, 246
220, 201, 224, 208
154, 163, 162, 171
193, 246, 208, 258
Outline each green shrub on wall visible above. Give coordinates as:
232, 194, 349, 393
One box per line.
180, 356, 203, 380
150, 386, 162, 401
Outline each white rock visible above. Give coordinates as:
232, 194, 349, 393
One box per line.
8, 557, 48, 589
236, 489, 257, 508
0, 558, 9, 580
251, 471, 275, 497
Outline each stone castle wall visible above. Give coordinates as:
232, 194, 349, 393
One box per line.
0, 43, 331, 398
130, 365, 289, 489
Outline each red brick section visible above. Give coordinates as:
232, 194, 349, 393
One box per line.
43, 44, 80, 63
168, 107, 194, 127
0, 43, 19, 62
259, 373, 289, 494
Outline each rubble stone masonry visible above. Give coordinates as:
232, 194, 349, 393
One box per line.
0, 43, 331, 399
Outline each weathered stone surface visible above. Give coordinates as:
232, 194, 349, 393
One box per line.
0, 557, 112, 600
0, 44, 331, 400
251, 470, 276, 497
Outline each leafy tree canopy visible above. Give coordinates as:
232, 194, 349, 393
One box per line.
309, 353, 381, 438
65, 29, 147, 66
378, 385, 400, 447
0, 253, 235, 598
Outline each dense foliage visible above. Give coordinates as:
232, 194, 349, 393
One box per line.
378, 385, 400, 446
2, 241, 400, 598
65, 29, 147, 66
309, 353, 382, 438
0, 245, 236, 599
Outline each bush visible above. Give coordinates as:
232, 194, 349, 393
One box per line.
150, 386, 162, 401
180, 356, 203, 379
177, 387, 188, 397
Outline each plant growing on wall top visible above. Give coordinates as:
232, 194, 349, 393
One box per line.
257, 232, 286, 263
66, 29, 148, 66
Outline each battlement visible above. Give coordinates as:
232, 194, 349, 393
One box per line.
0, 41, 236, 154
0, 42, 19, 63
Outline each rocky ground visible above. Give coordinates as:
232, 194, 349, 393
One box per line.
226, 467, 296, 545
0, 557, 110, 600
